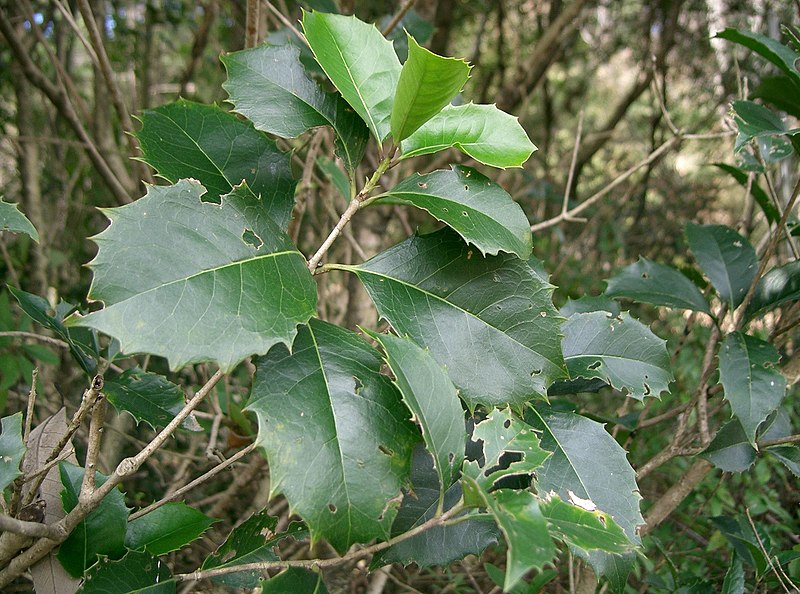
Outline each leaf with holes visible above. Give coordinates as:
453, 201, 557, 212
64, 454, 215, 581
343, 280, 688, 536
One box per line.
77, 550, 174, 594
745, 261, 800, 320
222, 44, 368, 173
374, 166, 532, 259
246, 319, 416, 553
605, 257, 711, 314
0, 197, 39, 242
731, 100, 800, 153
136, 100, 296, 229
342, 228, 567, 408
539, 494, 633, 554
685, 223, 757, 310
302, 11, 401, 142
0, 413, 25, 492
719, 332, 786, 445
125, 503, 216, 556
70, 180, 316, 373
562, 312, 672, 400
391, 35, 470, 142
401, 103, 536, 168
368, 331, 465, 507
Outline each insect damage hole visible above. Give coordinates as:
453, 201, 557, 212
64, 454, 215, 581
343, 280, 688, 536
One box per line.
588, 361, 602, 370
328, 503, 337, 513
241, 228, 263, 250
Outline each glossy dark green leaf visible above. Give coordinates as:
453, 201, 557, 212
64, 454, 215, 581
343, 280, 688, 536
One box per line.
731, 100, 800, 153
374, 446, 500, 568
58, 463, 129, 577
391, 35, 470, 141
346, 228, 567, 408
222, 44, 368, 172
401, 103, 536, 168
261, 568, 329, 594
202, 512, 306, 589
685, 223, 757, 310
701, 420, 757, 472
605, 258, 711, 314
560, 295, 621, 318
9, 287, 98, 375
77, 550, 175, 594
104, 369, 199, 431
719, 332, 786, 445
745, 261, 800, 320
375, 166, 532, 259
578, 551, 636, 594
526, 408, 643, 546
711, 515, 769, 576
0, 413, 25, 492
137, 100, 295, 228
72, 180, 316, 373
368, 331, 465, 506
0, 197, 39, 242
716, 29, 800, 91
765, 445, 800, 477
246, 319, 416, 553
712, 163, 779, 224
562, 312, 673, 400
302, 11, 401, 142
125, 503, 216, 555
753, 76, 800, 119
539, 494, 632, 554
721, 554, 745, 594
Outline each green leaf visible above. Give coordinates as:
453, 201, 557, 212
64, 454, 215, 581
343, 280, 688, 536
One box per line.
526, 408, 643, 546
374, 446, 500, 568
368, 331, 465, 506
462, 409, 549, 498
685, 223, 757, 310
539, 494, 633, 554
719, 332, 786, 445
125, 503, 216, 555
605, 257, 711, 314
261, 568, 329, 594
561, 312, 673, 400
721, 554, 745, 594
0, 413, 25, 492
753, 76, 800, 119
375, 166, 532, 259
765, 445, 800, 477
246, 319, 416, 553
9, 287, 98, 375
77, 550, 175, 594
222, 44, 369, 173
732, 100, 800, 153
579, 551, 636, 594
745, 260, 800, 320
58, 463, 129, 577
711, 516, 769, 576
345, 228, 567, 408
72, 180, 316, 373
401, 103, 536, 168
391, 34, 470, 141
136, 100, 296, 229
716, 29, 800, 92
0, 197, 39, 242
104, 369, 199, 431
560, 295, 621, 318
302, 11, 401, 142
202, 512, 306, 589
701, 420, 757, 473
712, 163, 779, 224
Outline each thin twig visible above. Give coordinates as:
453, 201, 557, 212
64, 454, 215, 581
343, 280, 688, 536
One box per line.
0, 331, 69, 349
382, 0, 417, 36
262, 1, 304, 44
745, 508, 794, 594
0, 515, 60, 540
245, 0, 260, 48
758, 433, 800, 448
79, 396, 107, 500
23, 369, 38, 445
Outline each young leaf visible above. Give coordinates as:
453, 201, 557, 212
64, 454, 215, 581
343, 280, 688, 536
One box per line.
525, 408, 643, 546
561, 312, 673, 400
246, 319, 416, 553
77, 550, 175, 594
201, 512, 306, 589
719, 332, 786, 445
71, 180, 316, 373
58, 463, 129, 577
344, 228, 567, 408
222, 44, 369, 173
539, 494, 632, 554
716, 29, 800, 92
400, 103, 536, 168
374, 446, 500, 568
104, 369, 200, 431
605, 257, 711, 314
136, 100, 296, 229
261, 568, 329, 594
391, 35, 470, 142
375, 166, 532, 259
701, 420, 757, 473
0, 197, 39, 242
685, 223, 757, 310
302, 11, 401, 142
0, 413, 25, 492
367, 331, 465, 506
125, 503, 216, 556
745, 260, 800, 320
